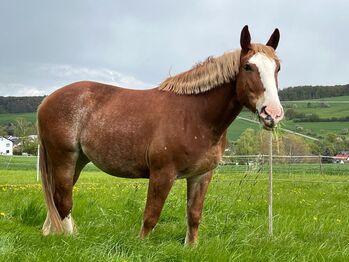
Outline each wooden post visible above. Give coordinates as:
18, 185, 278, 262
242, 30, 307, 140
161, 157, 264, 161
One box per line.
268, 132, 273, 237
319, 154, 323, 175
36, 144, 40, 182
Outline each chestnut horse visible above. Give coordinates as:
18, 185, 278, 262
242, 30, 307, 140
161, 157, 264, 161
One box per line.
38, 25, 284, 245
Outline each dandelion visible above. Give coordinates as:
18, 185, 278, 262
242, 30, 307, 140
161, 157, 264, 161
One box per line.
313, 216, 318, 221
0, 212, 5, 217
336, 219, 341, 223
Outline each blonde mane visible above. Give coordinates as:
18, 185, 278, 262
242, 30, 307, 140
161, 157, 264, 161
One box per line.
158, 44, 279, 95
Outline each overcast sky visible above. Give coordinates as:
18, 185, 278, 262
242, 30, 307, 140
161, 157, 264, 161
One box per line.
0, 0, 348, 96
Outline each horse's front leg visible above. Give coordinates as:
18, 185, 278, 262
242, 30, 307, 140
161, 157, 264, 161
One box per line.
186, 171, 213, 246
140, 167, 176, 239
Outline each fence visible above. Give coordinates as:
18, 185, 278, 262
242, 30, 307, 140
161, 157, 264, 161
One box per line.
1, 154, 348, 176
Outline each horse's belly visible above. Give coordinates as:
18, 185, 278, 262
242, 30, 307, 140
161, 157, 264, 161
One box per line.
81, 140, 149, 178
177, 145, 223, 178
92, 160, 149, 178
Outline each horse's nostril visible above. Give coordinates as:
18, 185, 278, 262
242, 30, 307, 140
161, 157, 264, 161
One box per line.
261, 106, 267, 114
265, 115, 272, 121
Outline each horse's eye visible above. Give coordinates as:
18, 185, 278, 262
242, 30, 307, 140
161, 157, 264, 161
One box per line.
243, 64, 253, 71
277, 65, 281, 72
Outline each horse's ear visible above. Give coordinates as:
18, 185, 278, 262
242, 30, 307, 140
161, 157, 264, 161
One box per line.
266, 28, 280, 50
240, 25, 251, 52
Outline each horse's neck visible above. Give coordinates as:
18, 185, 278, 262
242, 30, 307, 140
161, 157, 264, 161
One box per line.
197, 82, 243, 138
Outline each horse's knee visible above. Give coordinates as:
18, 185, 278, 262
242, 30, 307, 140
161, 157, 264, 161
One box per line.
187, 209, 201, 228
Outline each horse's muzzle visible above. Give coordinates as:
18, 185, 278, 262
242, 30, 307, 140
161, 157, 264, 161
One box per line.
258, 105, 284, 130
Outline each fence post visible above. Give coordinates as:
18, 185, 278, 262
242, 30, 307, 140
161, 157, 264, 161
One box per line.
36, 144, 40, 182
268, 132, 273, 237
319, 154, 323, 175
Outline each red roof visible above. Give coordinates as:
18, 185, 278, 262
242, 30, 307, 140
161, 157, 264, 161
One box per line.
335, 153, 349, 160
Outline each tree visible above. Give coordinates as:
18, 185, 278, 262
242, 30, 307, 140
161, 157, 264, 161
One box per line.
235, 128, 260, 155
14, 118, 36, 137
14, 118, 38, 155
0, 126, 7, 136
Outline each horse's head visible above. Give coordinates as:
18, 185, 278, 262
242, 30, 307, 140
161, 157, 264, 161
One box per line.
236, 25, 284, 130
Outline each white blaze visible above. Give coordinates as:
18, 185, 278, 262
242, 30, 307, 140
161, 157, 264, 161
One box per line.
248, 53, 282, 116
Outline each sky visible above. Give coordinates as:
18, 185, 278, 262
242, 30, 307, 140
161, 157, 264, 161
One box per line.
0, 0, 348, 96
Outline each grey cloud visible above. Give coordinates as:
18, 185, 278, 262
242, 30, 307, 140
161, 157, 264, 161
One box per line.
0, 0, 348, 96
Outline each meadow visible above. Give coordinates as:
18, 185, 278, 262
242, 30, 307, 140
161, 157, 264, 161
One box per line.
0, 112, 37, 125
1, 156, 349, 261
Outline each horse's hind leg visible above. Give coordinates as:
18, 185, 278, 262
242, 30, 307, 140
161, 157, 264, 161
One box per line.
73, 152, 89, 185
42, 149, 79, 235
185, 171, 213, 246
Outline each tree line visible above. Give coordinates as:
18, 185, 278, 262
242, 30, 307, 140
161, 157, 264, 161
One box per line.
279, 84, 349, 101
0, 96, 45, 113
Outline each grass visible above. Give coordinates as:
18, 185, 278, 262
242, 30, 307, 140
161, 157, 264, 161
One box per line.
0, 112, 37, 125
1, 158, 349, 261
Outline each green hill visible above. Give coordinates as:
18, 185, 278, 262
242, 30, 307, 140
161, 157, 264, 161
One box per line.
0, 112, 37, 125
229, 96, 349, 141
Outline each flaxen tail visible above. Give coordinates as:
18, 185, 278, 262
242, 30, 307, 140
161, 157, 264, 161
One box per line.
39, 140, 64, 235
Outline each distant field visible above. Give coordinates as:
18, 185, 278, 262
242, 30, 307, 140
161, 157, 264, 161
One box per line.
293, 95, 349, 102
283, 121, 349, 137
0, 112, 36, 125
228, 116, 260, 140
282, 101, 349, 118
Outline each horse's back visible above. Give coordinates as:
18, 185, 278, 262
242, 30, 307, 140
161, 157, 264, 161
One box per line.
38, 81, 159, 177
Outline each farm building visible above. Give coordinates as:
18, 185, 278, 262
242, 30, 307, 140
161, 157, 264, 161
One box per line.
334, 151, 349, 163
0, 136, 13, 155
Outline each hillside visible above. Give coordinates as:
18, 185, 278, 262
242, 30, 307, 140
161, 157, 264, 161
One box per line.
230, 96, 349, 141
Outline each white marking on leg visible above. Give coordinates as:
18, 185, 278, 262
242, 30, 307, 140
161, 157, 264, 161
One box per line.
184, 230, 190, 245
42, 213, 52, 236
62, 213, 74, 234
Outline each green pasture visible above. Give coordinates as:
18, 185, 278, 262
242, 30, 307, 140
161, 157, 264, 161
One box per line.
295, 95, 349, 102
0, 112, 37, 125
284, 102, 349, 118
281, 95, 349, 122
1, 156, 349, 261
282, 121, 349, 137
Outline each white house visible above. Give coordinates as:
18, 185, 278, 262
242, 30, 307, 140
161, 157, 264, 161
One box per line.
0, 136, 13, 155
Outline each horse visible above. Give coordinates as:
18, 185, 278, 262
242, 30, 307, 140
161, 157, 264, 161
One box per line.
37, 25, 284, 245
